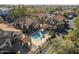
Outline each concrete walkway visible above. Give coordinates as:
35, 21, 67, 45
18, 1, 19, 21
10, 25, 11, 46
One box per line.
68, 18, 76, 30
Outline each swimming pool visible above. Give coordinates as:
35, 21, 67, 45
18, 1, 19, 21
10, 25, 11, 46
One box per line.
31, 31, 46, 41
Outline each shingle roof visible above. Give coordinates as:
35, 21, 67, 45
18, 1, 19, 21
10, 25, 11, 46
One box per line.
47, 14, 65, 21
37, 13, 47, 18
20, 34, 31, 44
53, 15, 65, 21
16, 16, 33, 26
53, 11, 65, 15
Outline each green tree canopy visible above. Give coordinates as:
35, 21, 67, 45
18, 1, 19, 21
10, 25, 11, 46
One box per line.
11, 6, 26, 19
0, 16, 4, 23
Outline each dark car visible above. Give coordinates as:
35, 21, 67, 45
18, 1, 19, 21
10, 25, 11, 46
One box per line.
65, 14, 74, 19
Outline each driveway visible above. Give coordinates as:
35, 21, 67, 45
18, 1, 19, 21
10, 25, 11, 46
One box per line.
68, 18, 76, 30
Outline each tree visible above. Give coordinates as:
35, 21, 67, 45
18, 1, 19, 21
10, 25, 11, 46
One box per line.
74, 16, 79, 29
11, 6, 26, 19
49, 31, 56, 38
55, 6, 63, 11
48, 38, 74, 54
0, 16, 4, 23
74, 39, 79, 48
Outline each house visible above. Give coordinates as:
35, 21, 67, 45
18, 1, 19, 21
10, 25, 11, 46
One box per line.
0, 23, 22, 53
37, 13, 47, 20
0, 8, 11, 16
20, 34, 31, 46
44, 14, 65, 31
53, 14, 65, 22
0, 8, 13, 23
45, 14, 65, 24
34, 13, 45, 26
14, 16, 40, 35
53, 11, 65, 16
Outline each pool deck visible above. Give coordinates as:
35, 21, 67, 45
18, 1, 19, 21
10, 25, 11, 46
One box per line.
30, 33, 51, 52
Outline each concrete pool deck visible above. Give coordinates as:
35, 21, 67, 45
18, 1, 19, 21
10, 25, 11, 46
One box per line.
31, 35, 51, 52
30, 33, 51, 52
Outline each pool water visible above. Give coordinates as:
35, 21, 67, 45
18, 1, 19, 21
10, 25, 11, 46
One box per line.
31, 31, 45, 41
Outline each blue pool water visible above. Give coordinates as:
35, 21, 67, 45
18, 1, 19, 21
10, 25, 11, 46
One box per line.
31, 31, 46, 41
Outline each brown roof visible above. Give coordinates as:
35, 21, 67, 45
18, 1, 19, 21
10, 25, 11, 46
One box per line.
37, 13, 47, 18
47, 14, 65, 21
24, 18, 33, 26
20, 35, 31, 44
16, 16, 33, 26
53, 15, 65, 21
0, 23, 22, 32
40, 24, 52, 29
53, 11, 65, 15
47, 15, 55, 19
